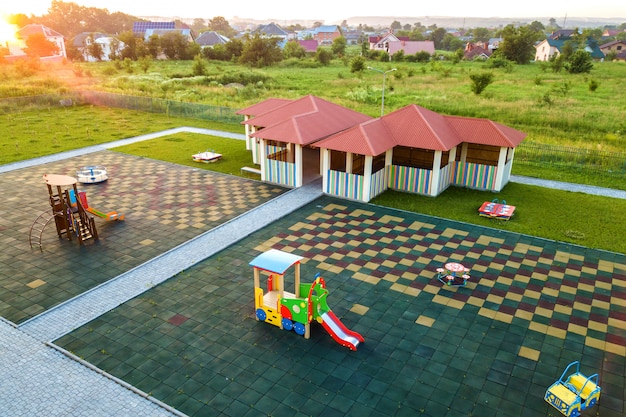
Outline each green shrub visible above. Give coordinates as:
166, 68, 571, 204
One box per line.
469, 72, 494, 95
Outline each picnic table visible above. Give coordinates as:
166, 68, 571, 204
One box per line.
479, 199, 515, 220
192, 151, 222, 163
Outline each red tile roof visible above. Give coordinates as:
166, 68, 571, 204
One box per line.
246, 95, 372, 145
313, 118, 396, 155
384, 105, 461, 151
446, 116, 527, 147
312, 104, 526, 155
235, 98, 292, 117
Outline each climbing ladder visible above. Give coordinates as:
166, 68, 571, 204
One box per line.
67, 195, 98, 244
29, 210, 54, 250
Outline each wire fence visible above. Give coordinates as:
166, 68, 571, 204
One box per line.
1, 93, 624, 178
514, 141, 626, 177
76, 91, 243, 123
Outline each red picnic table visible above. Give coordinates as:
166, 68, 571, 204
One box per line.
479, 199, 515, 220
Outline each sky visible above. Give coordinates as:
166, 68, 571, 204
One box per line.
1, 0, 625, 23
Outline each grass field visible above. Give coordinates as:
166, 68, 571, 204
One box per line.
1, 59, 625, 253
2, 58, 625, 151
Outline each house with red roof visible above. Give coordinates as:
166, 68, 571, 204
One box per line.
237, 96, 526, 202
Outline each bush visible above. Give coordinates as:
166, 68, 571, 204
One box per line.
315, 48, 333, 66
469, 72, 494, 95
350, 56, 366, 73
566, 50, 593, 74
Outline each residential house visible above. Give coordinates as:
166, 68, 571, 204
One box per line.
464, 42, 491, 60
73, 32, 123, 62
602, 29, 626, 38
549, 30, 577, 40
600, 39, 626, 61
8, 24, 67, 62
237, 96, 527, 202
369, 31, 406, 51
133, 21, 175, 35
254, 23, 294, 41
535, 33, 604, 61
196, 31, 230, 48
343, 29, 363, 45
313, 25, 342, 45
487, 37, 503, 53
297, 39, 318, 53
370, 30, 434, 57
386, 40, 435, 56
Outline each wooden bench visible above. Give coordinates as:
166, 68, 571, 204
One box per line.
241, 166, 261, 175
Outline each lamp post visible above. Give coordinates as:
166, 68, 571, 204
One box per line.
367, 66, 396, 117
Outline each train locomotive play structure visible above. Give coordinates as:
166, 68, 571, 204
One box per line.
544, 361, 601, 417
250, 249, 364, 351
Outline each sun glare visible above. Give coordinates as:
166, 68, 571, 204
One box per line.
0, 17, 17, 44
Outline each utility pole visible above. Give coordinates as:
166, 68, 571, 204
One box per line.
367, 66, 397, 117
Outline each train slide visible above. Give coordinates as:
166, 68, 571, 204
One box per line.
320, 309, 364, 351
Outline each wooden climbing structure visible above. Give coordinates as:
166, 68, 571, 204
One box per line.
30, 174, 98, 249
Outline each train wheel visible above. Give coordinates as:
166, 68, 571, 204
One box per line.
256, 309, 267, 321
282, 318, 293, 331
294, 322, 306, 336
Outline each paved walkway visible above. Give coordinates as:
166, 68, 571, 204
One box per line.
0, 128, 623, 416
510, 175, 626, 200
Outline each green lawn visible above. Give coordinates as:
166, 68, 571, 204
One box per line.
111, 131, 626, 254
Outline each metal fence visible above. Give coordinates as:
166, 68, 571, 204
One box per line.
515, 141, 626, 177
0, 93, 78, 113
76, 90, 243, 123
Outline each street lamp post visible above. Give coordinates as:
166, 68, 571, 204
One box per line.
367, 66, 396, 117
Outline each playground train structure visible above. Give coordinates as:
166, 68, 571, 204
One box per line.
250, 249, 364, 351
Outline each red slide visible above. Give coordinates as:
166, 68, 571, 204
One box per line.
320, 310, 364, 351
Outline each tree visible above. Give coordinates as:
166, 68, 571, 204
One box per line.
160, 31, 193, 60
239, 33, 282, 67
472, 27, 492, 43
528, 21, 545, 35
117, 31, 140, 60
391, 20, 402, 31
429, 27, 447, 50
224, 39, 243, 61
331, 36, 347, 56
350, 55, 366, 73
497, 24, 539, 64
86, 35, 104, 61
566, 50, 593, 74
283, 40, 306, 59
208, 16, 236, 38
23, 33, 59, 57
469, 72, 494, 95
191, 18, 207, 32
441, 33, 464, 51
315, 48, 333, 65
145, 34, 161, 59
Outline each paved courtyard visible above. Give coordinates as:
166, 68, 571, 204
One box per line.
0, 149, 624, 417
